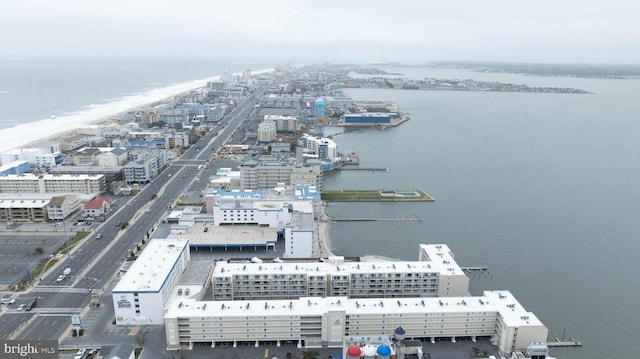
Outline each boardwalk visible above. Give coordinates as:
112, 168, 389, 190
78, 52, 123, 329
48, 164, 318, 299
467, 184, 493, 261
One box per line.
326, 214, 423, 222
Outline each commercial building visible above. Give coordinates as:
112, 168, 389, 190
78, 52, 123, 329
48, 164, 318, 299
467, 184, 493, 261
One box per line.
208, 188, 316, 257
112, 238, 190, 325
342, 112, 396, 125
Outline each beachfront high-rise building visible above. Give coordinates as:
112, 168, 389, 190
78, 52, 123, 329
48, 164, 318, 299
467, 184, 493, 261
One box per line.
221, 70, 233, 84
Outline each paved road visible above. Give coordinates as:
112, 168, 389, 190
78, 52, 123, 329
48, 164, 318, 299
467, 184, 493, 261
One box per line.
3, 89, 263, 342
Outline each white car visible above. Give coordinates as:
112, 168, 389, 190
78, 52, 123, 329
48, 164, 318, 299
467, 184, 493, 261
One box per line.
56, 274, 66, 282
17, 303, 25, 311
74, 349, 86, 359
1, 298, 16, 305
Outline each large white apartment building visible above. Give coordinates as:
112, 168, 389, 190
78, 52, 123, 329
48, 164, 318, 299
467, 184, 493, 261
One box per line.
112, 238, 190, 325
211, 245, 468, 301
165, 291, 546, 355
0, 174, 106, 194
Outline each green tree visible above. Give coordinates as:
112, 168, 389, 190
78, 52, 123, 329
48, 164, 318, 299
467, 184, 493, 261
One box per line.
301, 349, 319, 359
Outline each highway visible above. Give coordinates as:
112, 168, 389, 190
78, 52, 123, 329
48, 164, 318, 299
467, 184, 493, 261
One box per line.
2, 89, 262, 341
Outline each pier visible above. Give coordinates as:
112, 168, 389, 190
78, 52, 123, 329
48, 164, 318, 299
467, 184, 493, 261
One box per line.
326, 214, 422, 223
460, 266, 488, 272
547, 337, 582, 347
337, 167, 390, 172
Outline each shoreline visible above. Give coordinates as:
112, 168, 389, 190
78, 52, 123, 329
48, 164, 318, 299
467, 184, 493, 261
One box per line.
18, 88, 204, 151
5, 67, 276, 153
316, 201, 334, 257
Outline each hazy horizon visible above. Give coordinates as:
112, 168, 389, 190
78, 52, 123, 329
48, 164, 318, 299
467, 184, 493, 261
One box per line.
2, 0, 639, 65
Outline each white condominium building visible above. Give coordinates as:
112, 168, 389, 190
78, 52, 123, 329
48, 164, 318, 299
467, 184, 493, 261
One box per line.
0, 173, 106, 194
164, 290, 547, 355
211, 245, 469, 301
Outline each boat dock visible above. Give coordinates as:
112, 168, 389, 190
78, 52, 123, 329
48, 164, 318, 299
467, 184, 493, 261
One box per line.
460, 266, 488, 272
547, 337, 582, 347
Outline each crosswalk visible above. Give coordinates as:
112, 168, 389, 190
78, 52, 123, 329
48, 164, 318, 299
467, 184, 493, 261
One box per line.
33, 286, 89, 294
6, 307, 81, 315
30, 307, 83, 315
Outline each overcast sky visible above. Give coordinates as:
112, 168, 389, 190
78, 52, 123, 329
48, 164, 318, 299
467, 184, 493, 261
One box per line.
1, 0, 638, 64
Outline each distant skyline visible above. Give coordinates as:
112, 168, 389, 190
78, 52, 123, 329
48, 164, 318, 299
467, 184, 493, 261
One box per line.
2, 0, 639, 64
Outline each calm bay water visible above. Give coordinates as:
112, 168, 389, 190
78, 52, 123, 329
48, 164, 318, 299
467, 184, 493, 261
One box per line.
325, 68, 640, 358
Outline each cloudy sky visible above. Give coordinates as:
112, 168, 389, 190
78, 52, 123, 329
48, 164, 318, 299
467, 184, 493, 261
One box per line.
1, 0, 638, 63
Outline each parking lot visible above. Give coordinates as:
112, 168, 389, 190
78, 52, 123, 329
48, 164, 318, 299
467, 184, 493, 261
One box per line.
0, 230, 72, 287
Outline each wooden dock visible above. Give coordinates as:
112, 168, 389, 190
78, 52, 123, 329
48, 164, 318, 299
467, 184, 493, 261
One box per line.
547, 337, 582, 347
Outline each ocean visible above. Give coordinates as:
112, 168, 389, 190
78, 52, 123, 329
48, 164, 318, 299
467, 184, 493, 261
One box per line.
0, 56, 275, 152
324, 66, 640, 358
1, 57, 638, 357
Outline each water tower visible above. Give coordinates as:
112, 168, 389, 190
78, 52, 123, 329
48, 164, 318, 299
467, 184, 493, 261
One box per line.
314, 98, 325, 117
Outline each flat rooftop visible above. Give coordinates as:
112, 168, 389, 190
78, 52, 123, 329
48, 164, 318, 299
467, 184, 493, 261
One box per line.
177, 222, 278, 248
113, 238, 189, 293
165, 291, 543, 330
212, 254, 460, 278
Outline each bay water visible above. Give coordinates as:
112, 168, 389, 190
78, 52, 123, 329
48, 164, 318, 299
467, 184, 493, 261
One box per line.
325, 67, 640, 358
